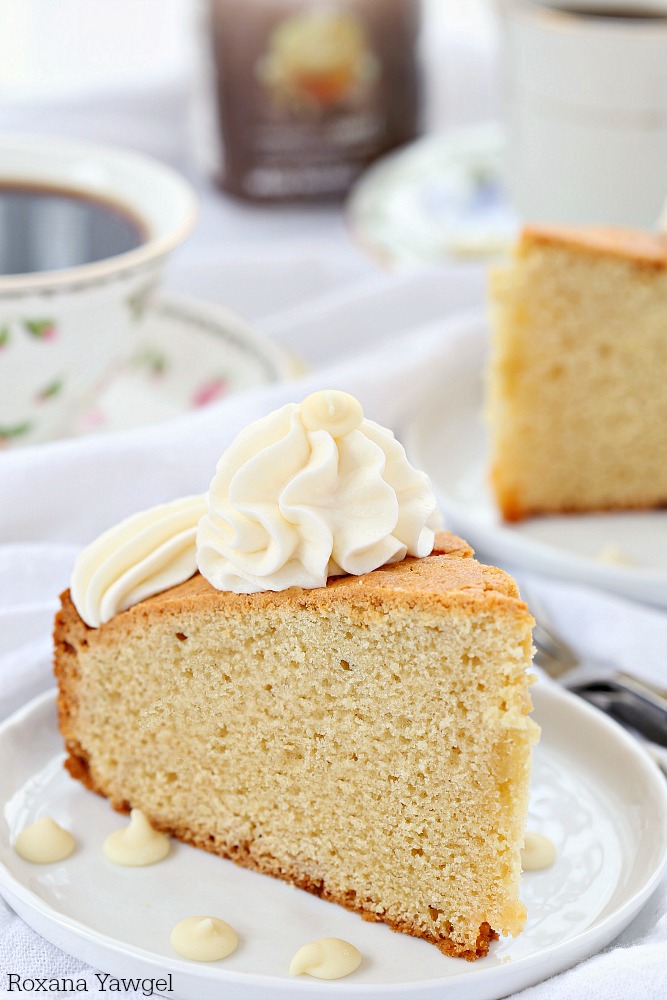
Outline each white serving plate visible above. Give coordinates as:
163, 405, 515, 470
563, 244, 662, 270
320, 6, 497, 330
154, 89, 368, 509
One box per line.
1, 685, 666, 1000
346, 123, 517, 267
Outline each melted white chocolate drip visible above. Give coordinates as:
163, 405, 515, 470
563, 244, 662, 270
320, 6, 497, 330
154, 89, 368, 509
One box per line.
289, 937, 362, 979
170, 916, 238, 961
103, 809, 170, 866
522, 831, 557, 871
14, 817, 75, 864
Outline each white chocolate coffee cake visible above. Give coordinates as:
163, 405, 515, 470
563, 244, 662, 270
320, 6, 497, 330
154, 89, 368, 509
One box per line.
54, 391, 538, 961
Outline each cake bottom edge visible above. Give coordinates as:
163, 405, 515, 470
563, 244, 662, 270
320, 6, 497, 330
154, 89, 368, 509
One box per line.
63, 749, 499, 962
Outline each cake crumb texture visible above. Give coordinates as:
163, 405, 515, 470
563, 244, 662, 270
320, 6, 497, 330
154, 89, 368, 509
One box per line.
488, 225, 667, 521
55, 532, 537, 960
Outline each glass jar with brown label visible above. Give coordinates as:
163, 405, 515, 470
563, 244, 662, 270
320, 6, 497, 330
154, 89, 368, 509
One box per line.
202, 0, 422, 202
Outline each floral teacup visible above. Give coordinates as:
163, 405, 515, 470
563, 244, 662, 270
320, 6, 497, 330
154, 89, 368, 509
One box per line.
0, 137, 198, 447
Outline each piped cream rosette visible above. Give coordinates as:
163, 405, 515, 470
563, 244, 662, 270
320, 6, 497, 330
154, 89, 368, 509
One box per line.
71, 495, 208, 627
71, 391, 442, 625
196, 390, 442, 593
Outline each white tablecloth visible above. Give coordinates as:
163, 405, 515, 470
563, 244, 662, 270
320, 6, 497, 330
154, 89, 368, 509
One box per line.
1, 27, 666, 1000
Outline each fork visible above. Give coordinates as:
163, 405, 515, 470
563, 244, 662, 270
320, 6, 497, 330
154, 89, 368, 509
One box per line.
524, 587, 667, 776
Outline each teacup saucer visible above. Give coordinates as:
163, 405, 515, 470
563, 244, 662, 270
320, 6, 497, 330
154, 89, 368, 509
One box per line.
72, 294, 293, 437
346, 122, 517, 266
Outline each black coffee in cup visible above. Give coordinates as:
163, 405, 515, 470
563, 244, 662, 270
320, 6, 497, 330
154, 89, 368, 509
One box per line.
0, 183, 146, 275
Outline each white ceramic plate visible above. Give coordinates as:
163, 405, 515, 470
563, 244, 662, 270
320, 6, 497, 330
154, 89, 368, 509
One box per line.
1, 686, 666, 1000
346, 123, 517, 267
404, 316, 667, 608
71, 293, 293, 437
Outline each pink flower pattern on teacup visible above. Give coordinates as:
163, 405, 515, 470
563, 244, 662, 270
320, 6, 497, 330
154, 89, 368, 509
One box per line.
192, 377, 229, 408
127, 280, 159, 322
35, 378, 64, 403
24, 318, 57, 340
0, 421, 33, 446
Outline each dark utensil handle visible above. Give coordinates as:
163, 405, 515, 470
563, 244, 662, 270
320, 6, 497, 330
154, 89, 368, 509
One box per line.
570, 678, 667, 748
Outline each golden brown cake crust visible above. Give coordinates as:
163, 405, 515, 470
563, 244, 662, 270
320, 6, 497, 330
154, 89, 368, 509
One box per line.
54, 530, 533, 962
71, 531, 523, 636
55, 531, 526, 657
520, 224, 667, 268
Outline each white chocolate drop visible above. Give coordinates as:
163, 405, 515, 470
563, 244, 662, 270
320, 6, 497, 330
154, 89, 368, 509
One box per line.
522, 831, 557, 871
14, 817, 75, 864
595, 543, 637, 567
170, 916, 238, 962
103, 809, 170, 866
289, 937, 362, 980
300, 390, 364, 438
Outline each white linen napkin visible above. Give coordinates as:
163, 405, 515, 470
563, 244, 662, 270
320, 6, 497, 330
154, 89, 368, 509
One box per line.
1, 267, 666, 1000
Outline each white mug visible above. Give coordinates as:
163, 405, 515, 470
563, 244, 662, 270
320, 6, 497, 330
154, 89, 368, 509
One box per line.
497, 0, 667, 227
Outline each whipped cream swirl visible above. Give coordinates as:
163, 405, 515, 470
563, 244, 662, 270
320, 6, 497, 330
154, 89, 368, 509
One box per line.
71, 495, 207, 627
196, 390, 442, 594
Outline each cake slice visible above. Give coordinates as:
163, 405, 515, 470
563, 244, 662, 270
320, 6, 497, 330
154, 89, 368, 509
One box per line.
488, 225, 667, 521
55, 530, 536, 961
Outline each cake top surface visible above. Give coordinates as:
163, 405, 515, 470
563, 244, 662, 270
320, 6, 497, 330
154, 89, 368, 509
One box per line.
124, 530, 529, 622
70, 389, 444, 627
519, 224, 667, 268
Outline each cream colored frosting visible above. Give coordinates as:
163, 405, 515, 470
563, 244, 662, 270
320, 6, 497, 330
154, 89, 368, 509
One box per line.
71, 495, 207, 627
289, 937, 362, 979
70, 391, 441, 621
170, 916, 238, 961
14, 817, 75, 864
522, 831, 557, 871
103, 809, 170, 866
197, 390, 442, 593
